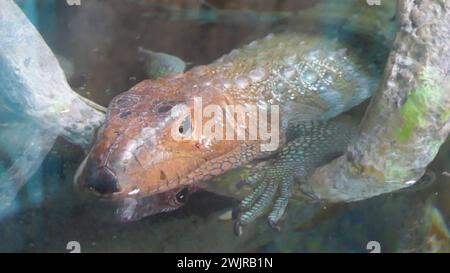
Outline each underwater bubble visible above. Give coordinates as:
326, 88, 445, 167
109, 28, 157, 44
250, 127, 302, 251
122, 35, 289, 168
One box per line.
323, 72, 335, 83
284, 54, 297, 66
273, 82, 285, 93
302, 69, 319, 84
305, 50, 320, 61
249, 67, 266, 82
222, 80, 232, 89
281, 67, 296, 80
235, 76, 250, 89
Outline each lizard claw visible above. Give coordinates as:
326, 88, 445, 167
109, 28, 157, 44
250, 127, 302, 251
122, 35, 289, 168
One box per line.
233, 220, 243, 236
268, 219, 281, 232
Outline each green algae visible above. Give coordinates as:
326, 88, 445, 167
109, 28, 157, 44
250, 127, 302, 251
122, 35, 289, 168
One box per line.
397, 67, 447, 143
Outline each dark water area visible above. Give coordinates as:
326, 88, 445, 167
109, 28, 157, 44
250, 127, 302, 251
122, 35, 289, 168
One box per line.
53, 0, 318, 106
0, 0, 448, 252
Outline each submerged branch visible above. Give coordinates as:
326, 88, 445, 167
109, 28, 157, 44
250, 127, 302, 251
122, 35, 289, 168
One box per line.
0, 0, 105, 149
0, 0, 105, 215
305, 0, 450, 202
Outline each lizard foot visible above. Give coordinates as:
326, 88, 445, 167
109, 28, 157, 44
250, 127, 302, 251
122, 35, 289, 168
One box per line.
232, 119, 357, 236
233, 164, 294, 235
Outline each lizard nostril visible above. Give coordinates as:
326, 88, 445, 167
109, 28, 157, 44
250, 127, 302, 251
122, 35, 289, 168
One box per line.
156, 100, 181, 113
157, 105, 173, 113
82, 158, 121, 195
119, 110, 132, 119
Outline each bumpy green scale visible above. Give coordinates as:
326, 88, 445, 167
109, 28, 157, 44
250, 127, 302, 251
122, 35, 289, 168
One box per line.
208, 32, 379, 123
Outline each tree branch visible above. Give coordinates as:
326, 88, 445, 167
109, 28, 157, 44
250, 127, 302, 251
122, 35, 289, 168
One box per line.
305, 0, 450, 202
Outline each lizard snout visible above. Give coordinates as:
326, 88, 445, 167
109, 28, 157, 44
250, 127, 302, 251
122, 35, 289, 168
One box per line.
85, 163, 120, 194
75, 156, 122, 196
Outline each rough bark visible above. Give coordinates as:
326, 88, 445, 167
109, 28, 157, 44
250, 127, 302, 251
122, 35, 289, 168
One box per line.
305, 0, 450, 202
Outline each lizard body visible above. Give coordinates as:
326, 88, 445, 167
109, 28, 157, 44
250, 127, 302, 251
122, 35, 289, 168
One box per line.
75, 31, 388, 226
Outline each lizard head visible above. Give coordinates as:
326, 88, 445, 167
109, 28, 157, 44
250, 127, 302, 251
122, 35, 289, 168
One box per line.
74, 71, 239, 217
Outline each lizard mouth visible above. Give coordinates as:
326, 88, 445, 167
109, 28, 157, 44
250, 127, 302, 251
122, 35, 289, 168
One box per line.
74, 142, 207, 201
74, 151, 199, 222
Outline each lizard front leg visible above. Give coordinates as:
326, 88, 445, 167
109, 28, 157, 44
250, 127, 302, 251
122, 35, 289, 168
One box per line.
234, 117, 358, 235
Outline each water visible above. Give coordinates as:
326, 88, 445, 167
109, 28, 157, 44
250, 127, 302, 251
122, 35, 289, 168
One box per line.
0, 0, 448, 252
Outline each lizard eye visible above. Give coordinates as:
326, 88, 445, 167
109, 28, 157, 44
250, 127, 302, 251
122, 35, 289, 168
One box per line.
178, 115, 192, 135
175, 186, 189, 204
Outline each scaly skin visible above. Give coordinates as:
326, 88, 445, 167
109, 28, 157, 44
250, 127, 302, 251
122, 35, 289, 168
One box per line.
75, 31, 387, 223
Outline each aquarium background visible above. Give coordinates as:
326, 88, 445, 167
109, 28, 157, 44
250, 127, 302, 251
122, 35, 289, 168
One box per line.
0, 0, 448, 252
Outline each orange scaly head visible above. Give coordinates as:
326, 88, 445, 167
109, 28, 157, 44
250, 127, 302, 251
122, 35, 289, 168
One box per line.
74, 68, 246, 215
